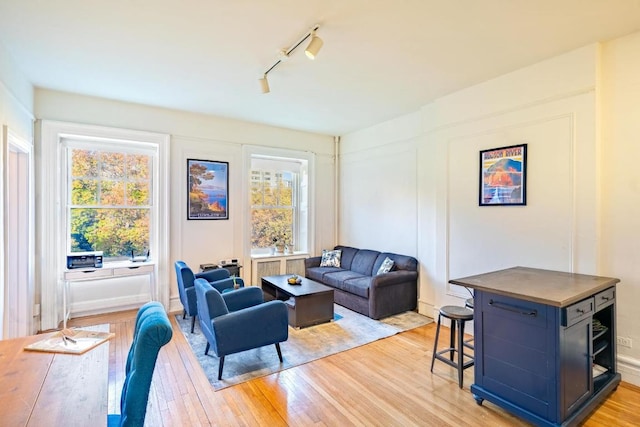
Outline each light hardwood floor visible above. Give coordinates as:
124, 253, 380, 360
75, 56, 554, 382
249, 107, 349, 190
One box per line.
68, 309, 640, 426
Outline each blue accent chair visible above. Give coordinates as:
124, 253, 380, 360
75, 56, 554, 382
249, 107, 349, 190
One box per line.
194, 278, 289, 380
175, 260, 245, 333
107, 301, 172, 427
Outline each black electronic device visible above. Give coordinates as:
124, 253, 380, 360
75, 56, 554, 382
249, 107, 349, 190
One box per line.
67, 251, 104, 269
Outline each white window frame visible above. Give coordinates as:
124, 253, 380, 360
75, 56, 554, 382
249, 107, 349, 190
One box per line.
39, 121, 169, 330
243, 146, 314, 258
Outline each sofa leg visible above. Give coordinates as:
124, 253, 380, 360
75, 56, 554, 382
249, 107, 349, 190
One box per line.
204, 342, 210, 355
183, 309, 186, 319
218, 356, 225, 380
275, 342, 283, 362
190, 315, 196, 333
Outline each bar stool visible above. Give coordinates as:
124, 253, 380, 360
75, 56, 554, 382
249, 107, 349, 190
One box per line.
463, 298, 475, 350
430, 305, 474, 388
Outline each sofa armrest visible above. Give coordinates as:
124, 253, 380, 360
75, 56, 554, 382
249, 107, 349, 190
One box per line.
305, 256, 322, 269
370, 270, 418, 289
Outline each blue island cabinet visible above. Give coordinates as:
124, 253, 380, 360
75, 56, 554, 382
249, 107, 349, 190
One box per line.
450, 267, 620, 427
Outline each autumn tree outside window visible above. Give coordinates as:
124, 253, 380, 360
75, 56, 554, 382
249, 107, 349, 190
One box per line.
250, 154, 309, 255
65, 139, 155, 260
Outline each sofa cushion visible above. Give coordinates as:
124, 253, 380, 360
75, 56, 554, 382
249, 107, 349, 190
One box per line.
374, 252, 418, 273
350, 249, 380, 275
323, 271, 370, 298
376, 257, 394, 275
320, 249, 342, 267
334, 246, 359, 270
306, 266, 343, 282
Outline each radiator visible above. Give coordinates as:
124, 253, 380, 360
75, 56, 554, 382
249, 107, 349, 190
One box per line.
251, 254, 308, 284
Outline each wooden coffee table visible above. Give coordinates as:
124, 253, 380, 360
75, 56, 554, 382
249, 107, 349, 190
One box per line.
261, 274, 334, 328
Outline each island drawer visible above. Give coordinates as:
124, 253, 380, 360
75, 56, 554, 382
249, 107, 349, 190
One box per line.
562, 297, 594, 327
594, 287, 615, 311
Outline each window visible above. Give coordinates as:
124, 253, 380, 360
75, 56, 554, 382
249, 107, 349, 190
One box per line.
249, 153, 310, 254
64, 139, 155, 261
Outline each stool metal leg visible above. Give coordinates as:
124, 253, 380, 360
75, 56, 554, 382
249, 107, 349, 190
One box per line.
449, 319, 456, 362
430, 313, 442, 372
458, 319, 465, 388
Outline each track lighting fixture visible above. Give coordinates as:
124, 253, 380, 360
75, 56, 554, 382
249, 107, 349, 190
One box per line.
304, 29, 323, 60
259, 75, 270, 94
258, 24, 323, 93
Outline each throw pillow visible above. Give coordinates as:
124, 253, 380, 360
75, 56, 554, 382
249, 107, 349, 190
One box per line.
320, 249, 342, 268
376, 257, 394, 275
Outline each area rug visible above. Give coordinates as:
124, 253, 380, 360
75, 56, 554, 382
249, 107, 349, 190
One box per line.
175, 304, 431, 390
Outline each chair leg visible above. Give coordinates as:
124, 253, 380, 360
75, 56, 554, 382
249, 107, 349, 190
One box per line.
183, 309, 186, 319
218, 356, 225, 380
190, 315, 196, 333
275, 342, 283, 362
430, 313, 442, 372
204, 342, 210, 355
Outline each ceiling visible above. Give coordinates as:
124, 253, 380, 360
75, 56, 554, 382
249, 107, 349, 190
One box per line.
1, 1, 640, 136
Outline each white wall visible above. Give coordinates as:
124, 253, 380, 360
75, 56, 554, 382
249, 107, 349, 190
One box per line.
34, 89, 335, 318
600, 31, 640, 385
0, 42, 34, 338
340, 40, 640, 386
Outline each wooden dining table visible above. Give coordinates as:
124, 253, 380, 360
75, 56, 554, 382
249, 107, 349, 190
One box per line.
0, 325, 110, 426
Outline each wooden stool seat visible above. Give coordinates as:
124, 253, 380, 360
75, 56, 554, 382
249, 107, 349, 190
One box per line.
430, 305, 474, 388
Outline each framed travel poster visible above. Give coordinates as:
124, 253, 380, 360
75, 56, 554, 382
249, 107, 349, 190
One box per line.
479, 144, 527, 206
187, 159, 229, 220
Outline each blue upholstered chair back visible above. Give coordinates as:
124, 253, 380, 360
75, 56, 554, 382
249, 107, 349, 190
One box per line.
108, 301, 173, 427
175, 260, 198, 317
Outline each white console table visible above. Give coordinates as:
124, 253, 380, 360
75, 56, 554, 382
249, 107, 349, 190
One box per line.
62, 261, 156, 328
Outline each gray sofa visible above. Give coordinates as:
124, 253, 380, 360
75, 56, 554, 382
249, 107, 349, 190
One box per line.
304, 245, 418, 319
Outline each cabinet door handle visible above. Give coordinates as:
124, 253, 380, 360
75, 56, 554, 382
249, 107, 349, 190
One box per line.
489, 299, 537, 317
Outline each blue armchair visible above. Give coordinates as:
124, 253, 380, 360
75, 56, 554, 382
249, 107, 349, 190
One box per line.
108, 301, 172, 427
174, 260, 245, 333
194, 278, 289, 380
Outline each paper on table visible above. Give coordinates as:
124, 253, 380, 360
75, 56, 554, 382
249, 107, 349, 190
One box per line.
24, 328, 114, 354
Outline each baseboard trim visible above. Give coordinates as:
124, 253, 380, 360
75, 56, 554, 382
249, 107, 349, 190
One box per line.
618, 354, 640, 387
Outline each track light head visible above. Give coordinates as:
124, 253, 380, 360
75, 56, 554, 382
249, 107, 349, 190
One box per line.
305, 30, 323, 60
259, 75, 270, 94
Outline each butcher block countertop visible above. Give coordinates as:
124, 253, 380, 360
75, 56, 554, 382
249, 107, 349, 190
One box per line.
449, 266, 620, 307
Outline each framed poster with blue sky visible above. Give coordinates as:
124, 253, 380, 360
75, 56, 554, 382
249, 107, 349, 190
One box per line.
479, 143, 527, 206
187, 159, 229, 219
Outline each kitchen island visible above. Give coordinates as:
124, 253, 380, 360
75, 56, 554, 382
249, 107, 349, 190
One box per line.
450, 266, 621, 427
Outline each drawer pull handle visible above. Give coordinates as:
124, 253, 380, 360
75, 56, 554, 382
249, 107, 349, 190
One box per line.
601, 296, 610, 301
128, 266, 140, 270
489, 300, 537, 317
576, 308, 585, 314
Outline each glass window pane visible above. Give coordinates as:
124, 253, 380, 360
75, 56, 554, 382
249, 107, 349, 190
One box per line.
71, 149, 98, 177
100, 152, 126, 179
126, 181, 150, 205
127, 154, 150, 179
70, 208, 149, 257
100, 180, 125, 205
71, 179, 98, 205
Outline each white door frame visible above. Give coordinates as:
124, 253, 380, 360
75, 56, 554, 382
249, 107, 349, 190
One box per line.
3, 125, 35, 338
